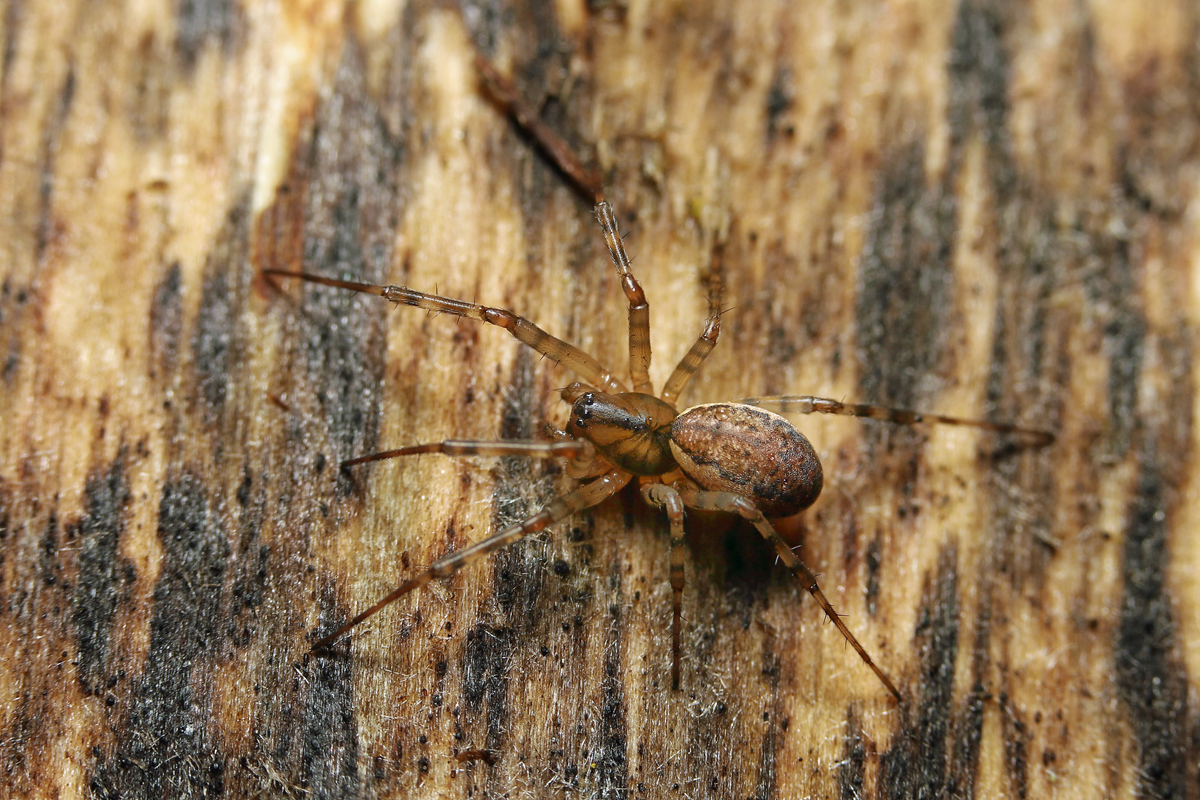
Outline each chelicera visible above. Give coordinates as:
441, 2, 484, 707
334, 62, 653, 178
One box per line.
265, 59, 1052, 702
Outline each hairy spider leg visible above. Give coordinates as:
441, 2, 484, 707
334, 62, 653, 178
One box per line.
262, 270, 628, 394
594, 203, 654, 395
634, 304, 724, 689
661, 311, 722, 407
311, 468, 632, 651
641, 482, 688, 690
342, 439, 588, 467
672, 484, 903, 701
474, 59, 656, 398
741, 395, 1054, 445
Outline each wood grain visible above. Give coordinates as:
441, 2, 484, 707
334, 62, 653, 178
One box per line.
2, 0, 1197, 798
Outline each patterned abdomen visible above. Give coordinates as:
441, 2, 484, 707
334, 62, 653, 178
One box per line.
669, 403, 823, 518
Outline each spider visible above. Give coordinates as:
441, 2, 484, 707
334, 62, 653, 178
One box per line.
265, 58, 1052, 702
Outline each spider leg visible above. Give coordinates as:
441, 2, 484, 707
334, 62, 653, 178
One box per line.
595, 203, 654, 395
312, 468, 632, 652
661, 310, 721, 407
641, 481, 688, 690
341, 439, 589, 468
474, 59, 655, 392
741, 394, 1054, 446
263, 270, 628, 394
671, 485, 902, 701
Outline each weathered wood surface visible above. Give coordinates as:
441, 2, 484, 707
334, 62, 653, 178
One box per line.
2, 0, 1198, 798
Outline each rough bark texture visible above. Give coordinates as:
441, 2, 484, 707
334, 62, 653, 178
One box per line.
2, 0, 1199, 798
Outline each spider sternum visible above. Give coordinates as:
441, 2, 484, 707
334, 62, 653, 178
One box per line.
566, 391, 678, 476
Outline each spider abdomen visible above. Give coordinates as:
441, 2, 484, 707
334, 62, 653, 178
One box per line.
669, 403, 823, 518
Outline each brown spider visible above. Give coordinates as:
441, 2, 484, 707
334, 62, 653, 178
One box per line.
264, 59, 1053, 702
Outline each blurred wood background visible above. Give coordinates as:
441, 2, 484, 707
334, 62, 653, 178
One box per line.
2, 0, 1198, 797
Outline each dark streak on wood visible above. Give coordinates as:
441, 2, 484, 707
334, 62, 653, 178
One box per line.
1001, 692, 1031, 798
856, 138, 953, 414
35, 64, 74, 264
97, 474, 230, 798
884, 544, 962, 798
149, 261, 184, 381
70, 447, 131, 695
296, 648, 360, 796
1117, 447, 1191, 799
194, 205, 247, 423
837, 707, 869, 800
174, 0, 240, 76
1, 0, 24, 79
463, 623, 512, 756
598, 599, 630, 797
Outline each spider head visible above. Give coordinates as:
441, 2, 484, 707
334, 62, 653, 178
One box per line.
567, 391, 678, 476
